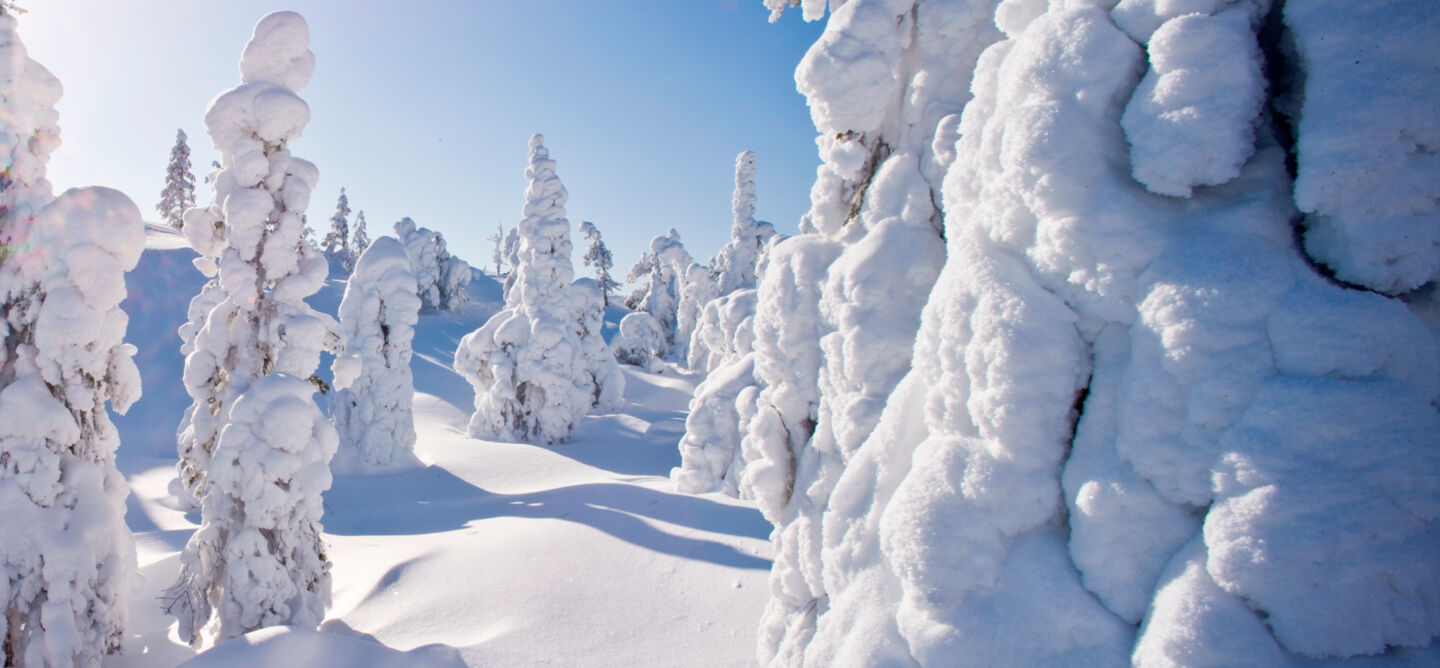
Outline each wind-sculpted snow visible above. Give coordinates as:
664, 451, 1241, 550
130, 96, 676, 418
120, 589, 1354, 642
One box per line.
331, 236, 423, 474
742, 0, 1440, 665
1289, 0, 1440, 295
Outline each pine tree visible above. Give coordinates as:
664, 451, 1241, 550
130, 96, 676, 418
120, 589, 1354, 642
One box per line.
489, 221, 505, 275
166, 12, 338, 647
347, 210, 369, 272
322, 186, 350, 261
157, 128, 196, 230
580, 221, 619, 307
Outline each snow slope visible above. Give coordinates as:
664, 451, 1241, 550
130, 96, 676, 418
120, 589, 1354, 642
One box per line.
108, 226, 773, 666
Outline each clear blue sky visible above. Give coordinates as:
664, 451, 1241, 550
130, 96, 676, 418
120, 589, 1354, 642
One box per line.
21, 1, 825, 279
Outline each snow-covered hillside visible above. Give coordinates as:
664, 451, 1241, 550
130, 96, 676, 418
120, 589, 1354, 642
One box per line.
108, 226, 773, 666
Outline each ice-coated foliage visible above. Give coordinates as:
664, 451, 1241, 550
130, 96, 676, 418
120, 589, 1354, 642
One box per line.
0, 17, 145, 665
741, 1, 1440, 666
330, 236, 422, 473
455, 134, 595, 445
321, 186, 350, 263
611, 311, 666, 372
1289, 0, 1440, 295
394, 217, 470, 313
167, 12, 339, 646
571, 277, 624, 410
157, 128, 197, 230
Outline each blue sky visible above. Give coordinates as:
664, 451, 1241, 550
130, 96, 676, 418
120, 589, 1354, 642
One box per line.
21, 0, 825, 280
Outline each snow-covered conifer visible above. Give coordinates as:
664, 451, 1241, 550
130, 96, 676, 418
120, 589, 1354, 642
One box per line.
580, 221, 620, 307
322, 187, 350, 262
348, 209, 369, 271
454, 134, 594, 444
488, 221, 505, 275
623, 251, 653, 310
157, 128, 196, 230
752, 2, 1440, 666
330, 236, 422, 473
502, 225, 520, 301
394, 217, 470, 313
611, 311, 667, 371
714, 151, 776, 295
166, 12, 338, 646
572, 277, 624, 410
674, 262, 719, 365
670, 289, 760, 496
0, 13, 145, 664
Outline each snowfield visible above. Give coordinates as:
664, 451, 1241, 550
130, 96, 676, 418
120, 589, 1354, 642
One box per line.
109, 225, 773, 667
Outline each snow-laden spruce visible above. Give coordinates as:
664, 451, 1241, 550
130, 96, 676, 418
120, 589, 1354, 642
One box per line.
322, 186, 351, 267
0, 13, 145, 665
571, 277, 624, 411
167, 12, 339, 647
157, 128, 197, 230
670, 288, 761, 496
763, 2, 1440, 666
394, 216, 470, 313
350, 209, 370, 263
713, 151, 777, 295
489, 221, 507, 275
330, 236, 423, 473
455, 134, 611, 444
732, 1, 1000, 661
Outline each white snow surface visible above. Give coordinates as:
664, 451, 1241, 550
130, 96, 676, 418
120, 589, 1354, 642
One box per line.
100, 225, 775, 666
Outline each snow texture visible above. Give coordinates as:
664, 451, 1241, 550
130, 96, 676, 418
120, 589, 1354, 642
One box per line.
330, 236, 423, 474
454, 134, 597, 445
611, 311, 667, 372
749, 0, 1440, 665
167, 12, 340, 647
0, 15, 144, 665
394, 217, 470, 313
1289, 0, 1440, 295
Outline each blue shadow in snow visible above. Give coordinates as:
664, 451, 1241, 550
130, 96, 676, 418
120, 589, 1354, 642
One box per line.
322, 466, 771, 571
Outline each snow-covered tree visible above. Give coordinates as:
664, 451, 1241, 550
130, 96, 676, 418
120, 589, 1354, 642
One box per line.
0, 13, 145, 666
502, 225, 520, 301
157, 128, 196, 230
611, 311, 667, 371
741, 2, 1440, 666
348, 209, 369, 271
454, 134, 595, 444
580, 221, 620, 307
321, 186, 350, 262
571, 277, 624, 410
488, 221, 505, 275
330, 236, 422, 473
166, 12, 338, 647
623, 251, 653, 310
670, 289, 760, 496
394, 217, 470, 313
713, 150, 776, 295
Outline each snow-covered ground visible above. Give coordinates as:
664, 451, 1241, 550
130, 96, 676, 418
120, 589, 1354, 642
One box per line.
108, 226, 772, 667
